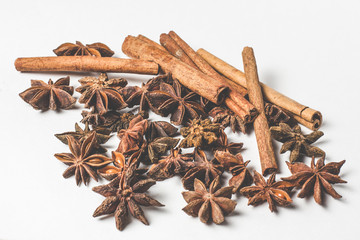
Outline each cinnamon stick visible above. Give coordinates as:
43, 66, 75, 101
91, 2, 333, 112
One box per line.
242, 47, 277, 176
137, 34, 167, 52
122, 35, 228, 105
197, 48, 322, 130
165, 31, 256, 122
14, 56, 159, 75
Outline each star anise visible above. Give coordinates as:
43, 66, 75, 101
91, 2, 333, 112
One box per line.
19, 76, 76, 111
264, 103, 291, 126
281, 157, 346, 205
148, 148, 194, 180
98, 151, 147, 181
147, 79, 206, 125
76, 73, 128, 115
240, 171, 293, 212
180, 118, 220, 149
54, 132, 112, 186
270, 123, 325, 163
93, 163, 164, 231
182, 149, 224, 190
138, 137, 180, 164
213, 129, 243, 155
146, 121, 178, 141
209, 106, 246, 134
116, 115, 148, 156
215, 151, 253, 193
120, 74, 172, 113
182, 177, 236, 224
53, 41, 114, 57
55, 122, 111, 153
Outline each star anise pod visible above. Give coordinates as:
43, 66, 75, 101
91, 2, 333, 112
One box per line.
200, 96, 215, 112
240, 171, 293, 212
209, 106, 246, 134
98, 151, 147, 181
146, 121, 178, 141
19, 76, 76, 111
55, 122, 111, 153
93, 163, 164, 231
54, 132, 112, 186
138, 137, 180, 164
182, 177, 236, 224
148, 148, 194, 180
180, 118, 220, 149
120, 74, 172, 113
116, 115, 148, 156
213, 129, 243, 155
182, 149, 224, 190
215, 151, 253, 193
270, 123, 325, 163
147, 79, 206, 125
53, 41, 114, 57
264, 103, 291, 126
281, 157, 346, 205
76, 73, 128, 115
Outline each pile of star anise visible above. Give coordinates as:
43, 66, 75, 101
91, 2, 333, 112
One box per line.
19, 41, 347, 231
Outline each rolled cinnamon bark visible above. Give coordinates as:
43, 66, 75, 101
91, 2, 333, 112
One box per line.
137, 34, 167, 52
14, 56, 159, 75
165, 31, 256, 122
242, 47, 277, 176
122, 35, 228, 105
197, 48, 322, 130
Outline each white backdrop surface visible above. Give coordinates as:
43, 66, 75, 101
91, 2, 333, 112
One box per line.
0, 1, 359, 239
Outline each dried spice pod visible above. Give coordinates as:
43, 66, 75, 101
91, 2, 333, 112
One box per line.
148, 148, 194, 180
139, 137, 180, 164
209, 106, 246, 134
19, 76, 76, 110
146, 121, 178, 141
93, 163, 164, 231
53, 41, 114, 57
55, 122, 111, 153
214, 129, 243, 155
54, 133, 112, 186
182, 177, 236, 224
270, 123, 325, 163
76, 73, 128, 115
98, 151, 147, 181
240, 171, 293, 212
215, 151, 253, 193
147, 79, 206, 125
182, 149, 224, 190
281, 157, 347, 205
264, 102, 291, 126
180, 118, 220, 149
116, 115, 148, 156
120, 74, 172, 113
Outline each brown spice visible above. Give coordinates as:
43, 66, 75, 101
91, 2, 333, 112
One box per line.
53, 41, 114, 57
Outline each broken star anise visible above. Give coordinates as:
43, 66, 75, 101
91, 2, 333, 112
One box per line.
180, 118, 220, 149
240, 171, 293, 212
53, 41, 114, 57
55, 122, 111, 153
54, 132, 112, 186
209, 106, 246, 134
147, 79, 206, 125
120, 74, 172, 113
146, 120, 178, 142
281, 157, 347, 205
116, 115, 148, 156
76, 73, 128, 115
148, 148, 194, 181
182, 149, 224, 190
93, 163, 164, 231
215, 151, 253, 193
270, 123, 325, 163
182, 177, 236, 224
19, 76, 76, 111
214, 129, 243, 155
138, 137, 180, 164
264, 103, 291, 126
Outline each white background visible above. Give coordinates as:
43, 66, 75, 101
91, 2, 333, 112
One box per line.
1, 0, 359, 239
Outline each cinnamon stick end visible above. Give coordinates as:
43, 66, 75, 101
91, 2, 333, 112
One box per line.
262, 167, 277, 176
